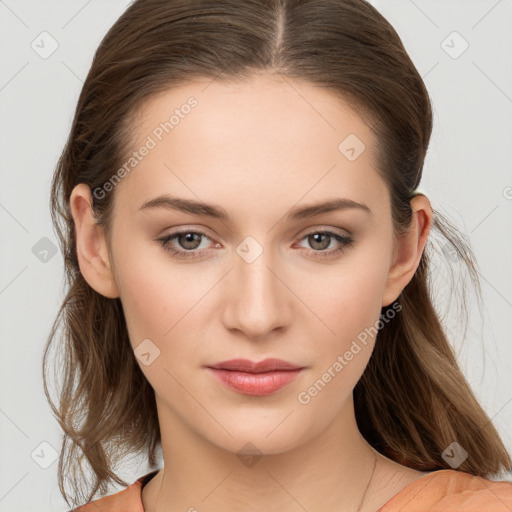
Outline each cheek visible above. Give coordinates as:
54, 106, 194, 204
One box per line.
295, 263, 389, 412
115, 252, 204, 392
342, 265, 387, 325
115, 227, 390, 353
115, 244, 217, 362
298, 256, 389, 347
300, 256, 390, 404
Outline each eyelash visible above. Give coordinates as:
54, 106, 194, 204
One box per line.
157, 229, 354, 260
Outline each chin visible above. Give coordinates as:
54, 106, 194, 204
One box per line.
203, 417, 314, 458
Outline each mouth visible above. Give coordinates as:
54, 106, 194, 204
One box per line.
205, 358, 306, 396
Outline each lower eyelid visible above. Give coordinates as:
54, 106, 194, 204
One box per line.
161, 230, 347, 247
159, 231, 353, 260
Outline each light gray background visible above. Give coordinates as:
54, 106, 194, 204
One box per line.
1, 0, 511, 510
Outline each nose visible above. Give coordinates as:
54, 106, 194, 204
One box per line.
221, 241, 292, 342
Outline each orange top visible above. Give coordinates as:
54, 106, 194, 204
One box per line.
72, 469, 512, 512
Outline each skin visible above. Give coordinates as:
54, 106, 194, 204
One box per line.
70, 73, 433, 512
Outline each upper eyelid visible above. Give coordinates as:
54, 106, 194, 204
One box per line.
161, 226, 351, 247
162, 223, 351, 235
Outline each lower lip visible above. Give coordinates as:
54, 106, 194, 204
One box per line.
206, 368, 304, 396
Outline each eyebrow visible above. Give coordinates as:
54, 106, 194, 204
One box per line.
138, 194, 372, 221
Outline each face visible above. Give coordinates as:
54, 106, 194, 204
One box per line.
77, 74, 415, 455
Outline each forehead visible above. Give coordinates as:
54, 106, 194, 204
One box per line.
114, 73, 387, 218
131, 74, 374, 150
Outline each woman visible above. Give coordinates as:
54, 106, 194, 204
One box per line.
43, 0, 512, 510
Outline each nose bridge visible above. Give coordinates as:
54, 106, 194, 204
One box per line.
223, 234, 288, 339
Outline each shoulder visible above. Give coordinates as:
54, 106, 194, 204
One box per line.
70, 470, 158, 512
380, 469, 512, 512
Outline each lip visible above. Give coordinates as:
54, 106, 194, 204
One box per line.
207, 358, 303, 373
206, 358, 306, 396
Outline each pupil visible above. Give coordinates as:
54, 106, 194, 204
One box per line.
311, 233, 329, 250
181, 233, 200, 249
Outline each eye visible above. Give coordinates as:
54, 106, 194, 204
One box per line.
157, 228, 354, 260
296, 230, 354, 259
157, 230, 215, 259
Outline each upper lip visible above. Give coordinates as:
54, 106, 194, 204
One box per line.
207, 358, 303, 373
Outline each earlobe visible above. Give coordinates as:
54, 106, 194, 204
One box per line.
69, 184, 120, 299
381, 194, 433, 307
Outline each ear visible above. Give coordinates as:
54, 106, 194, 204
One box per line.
69, 183, 120, 299
381, 194, 433, 307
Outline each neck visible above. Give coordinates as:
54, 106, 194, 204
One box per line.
142, 395, 385, 512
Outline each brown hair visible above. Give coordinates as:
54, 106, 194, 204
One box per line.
43, 0, 511, 507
